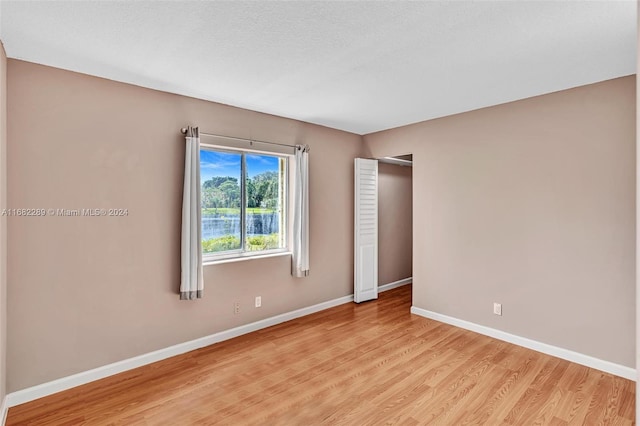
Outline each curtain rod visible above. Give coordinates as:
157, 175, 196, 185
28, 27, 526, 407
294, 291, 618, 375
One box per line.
180, 128, 303, 151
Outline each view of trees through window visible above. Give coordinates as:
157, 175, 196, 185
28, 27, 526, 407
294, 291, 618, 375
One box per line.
200, 148, 286, 255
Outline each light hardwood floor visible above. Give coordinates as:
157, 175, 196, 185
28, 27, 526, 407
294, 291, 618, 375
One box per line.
6, 285, 635, 425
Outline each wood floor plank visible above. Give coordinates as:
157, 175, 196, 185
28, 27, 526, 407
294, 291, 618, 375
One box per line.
6, 285, 635, 425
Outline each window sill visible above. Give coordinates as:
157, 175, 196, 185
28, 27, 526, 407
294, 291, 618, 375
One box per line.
203, 251, 292, 266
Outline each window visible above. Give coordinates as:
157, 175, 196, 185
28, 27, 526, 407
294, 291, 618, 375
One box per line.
200, 146, 288, 259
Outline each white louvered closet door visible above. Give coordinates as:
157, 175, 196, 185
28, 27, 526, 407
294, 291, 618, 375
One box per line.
354, 158, 378, 303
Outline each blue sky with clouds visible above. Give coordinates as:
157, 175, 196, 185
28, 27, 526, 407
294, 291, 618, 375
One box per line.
200, 150, 279, 183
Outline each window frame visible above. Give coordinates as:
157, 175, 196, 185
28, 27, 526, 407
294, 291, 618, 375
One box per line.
200, 142, 291, 263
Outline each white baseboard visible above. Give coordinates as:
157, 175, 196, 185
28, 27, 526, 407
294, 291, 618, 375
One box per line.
410, 306, 636, 381
379, 277, 412, 292
0, 395, 7, 426
6, 293, 356, 408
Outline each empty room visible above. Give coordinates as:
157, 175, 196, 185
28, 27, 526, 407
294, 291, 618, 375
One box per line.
0, 1, 637, 425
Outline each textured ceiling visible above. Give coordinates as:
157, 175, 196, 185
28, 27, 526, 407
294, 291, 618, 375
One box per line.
0, 1, 636, 135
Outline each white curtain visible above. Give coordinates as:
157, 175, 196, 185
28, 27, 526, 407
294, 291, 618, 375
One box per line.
292, 145, 310, 277
180, 126, 204, 299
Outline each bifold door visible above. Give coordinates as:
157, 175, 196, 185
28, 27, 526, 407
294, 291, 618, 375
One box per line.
354, 158, 378, 303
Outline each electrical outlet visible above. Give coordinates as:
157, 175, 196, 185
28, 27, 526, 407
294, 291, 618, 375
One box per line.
255, 296, 262, 308
493, 303, 502, 316
234, 302, 240, 314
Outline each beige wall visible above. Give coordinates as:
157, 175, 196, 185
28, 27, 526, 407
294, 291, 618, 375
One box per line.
6, 60, 363, 391
364, 76, 636, 367
0, 43, 6, 406
378, 162, 412, 285
636, 1, 640, 414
